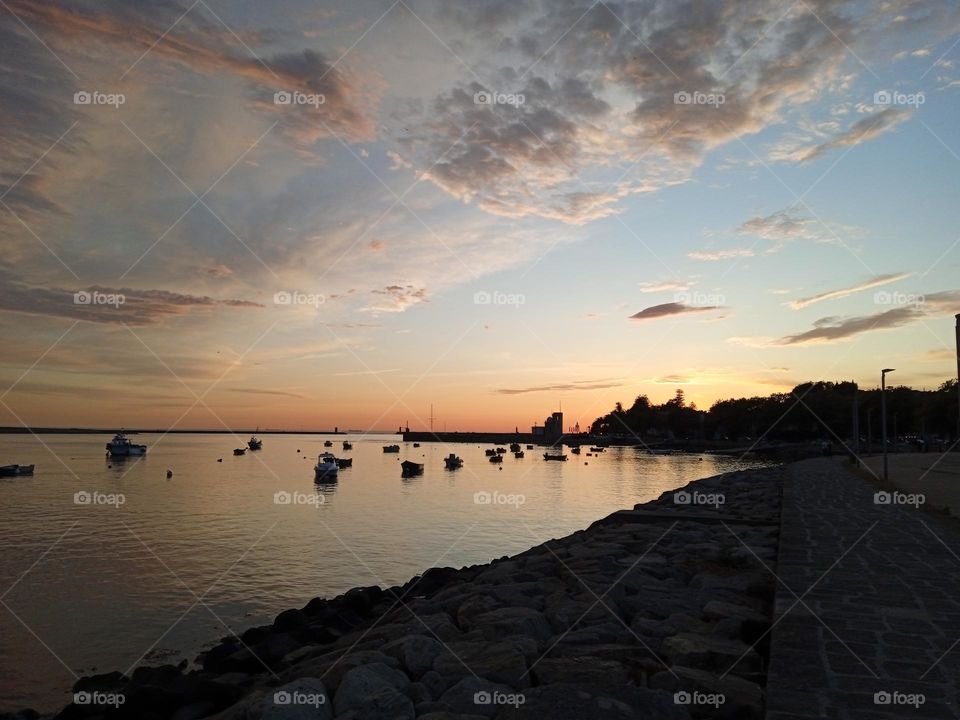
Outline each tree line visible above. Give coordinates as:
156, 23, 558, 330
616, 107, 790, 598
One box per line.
589, 380, 959, 443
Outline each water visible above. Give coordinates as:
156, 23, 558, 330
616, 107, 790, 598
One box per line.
0, 433, 771, 711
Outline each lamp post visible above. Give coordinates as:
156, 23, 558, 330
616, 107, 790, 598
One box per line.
882, 368, 895, 482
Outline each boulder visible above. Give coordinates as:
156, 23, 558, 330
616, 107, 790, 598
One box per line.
382, 634, 444, 678
438, 677, 518, 718
434, 641, 529, 688
334, 663, 413, 720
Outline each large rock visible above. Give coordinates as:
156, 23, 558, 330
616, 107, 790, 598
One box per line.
438, 677, 518, 718
226, 678, 331, 720
382, 634, 444, 678
465, 607, 553, 644
532, 657, 631, 690
333, 662, 412, 718
433, 641, 529, 688
661, 633, 761, 673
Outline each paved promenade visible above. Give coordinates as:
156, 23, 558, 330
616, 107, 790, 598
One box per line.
767, 457, 960, 719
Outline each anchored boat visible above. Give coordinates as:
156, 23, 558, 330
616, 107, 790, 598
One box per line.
105, 432, 147, 457
315, 455, 338, 481
401, 460, 424, 476
543, 452, 567, 461
0, 464, 34, 477
383, 445, 400, 453
247, 435, 262, 450
444, 454, 463, 469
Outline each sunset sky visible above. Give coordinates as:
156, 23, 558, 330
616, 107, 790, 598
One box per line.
1, 0, 959, 432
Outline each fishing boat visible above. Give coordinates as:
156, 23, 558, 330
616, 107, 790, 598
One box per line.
342, 441, 353, 450
590, 447, 605, 453
413, 442, 421, 448
105, 432, 147, 457
233, 447, 246, 456
543, 452, 567, 461
509, 443, 521, 453
324, 440, 333, 447
495, 447, 507, 454
247, 435, 262, 450
0, 464, 34, 477
514, 451, 524, 459
335, 457, 353, 469
444, 454, 463, 469
484, 449, 497, 457
383, 445, 400, 453
315, 455, 338, 481
401, 460, 424, 476
526, 444, 534, 450
570, 446, 581, 455
489, 454, 503, 464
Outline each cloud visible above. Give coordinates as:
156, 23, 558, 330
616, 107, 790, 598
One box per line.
737, 209, 824, 244
775, 289, 960, 345
788, 273, 913, 309
496, 378, 622, 395
788, 108, 911, 163
687, 248, 755, 261
369, 285, 428, 312
227, 388, 305, 399
629, 302, 722, 321
639, 280, 692, 293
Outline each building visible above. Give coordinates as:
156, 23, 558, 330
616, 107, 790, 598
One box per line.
532, 411, 563, 443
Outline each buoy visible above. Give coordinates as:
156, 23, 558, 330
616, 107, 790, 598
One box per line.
166, 470, 173, 478
217, 458, 222, 462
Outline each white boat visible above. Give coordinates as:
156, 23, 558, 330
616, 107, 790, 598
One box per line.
314, 455, 339, 481
105, 432, 147, 457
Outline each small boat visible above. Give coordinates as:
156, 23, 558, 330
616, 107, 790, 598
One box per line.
526, 444, 534, 450
383, 445, 400, 453
509, 443, 521, 453
105, 432, 147, 457
543, 453, 567, 461
413, 443, 421, 448
342, 441, 353, 450
335, 457, 353, 469
401, 460, 424, 476
233, 448, 246, 456
590, 447, 605, 453
324, 440, 333, 447
571, 447, 581, 454
166, 469, 173, 478
444, 454, 463, 469
0, 464, 34, 477
495, 447, 507, 454
484, 449, 497, 457
514, 451, 524, 459
489, 454, 503, 464
315, 455, 338, 481
247, 435, 262, 450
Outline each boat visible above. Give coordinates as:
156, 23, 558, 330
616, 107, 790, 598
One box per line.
401, 460, 424, 476
543, 453, 567, 461
590, 447, 605, 452
247, 435, 262, 450
413, 443, 421, 448
484, 449, 497, 457
0, 464, 34, 477
315, 455, 338, 481
166, 469, 173, 478
444, 454, 463, 469
105, 432, 147, 457
336, 457, 353, 469
509, 443, 521, 453
495, 447, 507, 454
571, 447, 581, 454
489, 454, 503, 464
526, 444, 534, 450
342, 441, 353, 450
233, 447, 246, 456
383, 445, 400, 453
324, 440, 333, 447
514, 451, 524, 459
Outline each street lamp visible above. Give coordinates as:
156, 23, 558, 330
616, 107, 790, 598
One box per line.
882, 368, 895, 482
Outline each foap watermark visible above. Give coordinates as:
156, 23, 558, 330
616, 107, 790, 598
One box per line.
74, 691, 125, 708
874, 90, 925, 108
674, 490, 725, 508
674, 90, 725, 108
474, 490, 526, 508
874, 690, 925, 708
675, 290, 725, 306
473, 290, 525, 308
74, 90, 125, 108
74, 490, 125, 507
473, 690, 525, 708
274, 290, 325, 308
874, 491, 925, 508
74, 290, 125, 308
274, 490, 325, 508
674, 690, 725, 708
473, 90, 525, 107
274, 90, 325, 108
273, 690, 326, 708
873, 290, 925, 307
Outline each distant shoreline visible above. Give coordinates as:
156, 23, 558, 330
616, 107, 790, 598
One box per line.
0, 427, 393, 435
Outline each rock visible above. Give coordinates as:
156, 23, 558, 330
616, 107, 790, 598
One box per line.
465, 607, 553, 644
281, 650, 397, 691
421, 669, 449, 699
493, 683, 688, 719
334, 663, 412, 718
407, 681, 432, 705
456, 595, 500, 628
434, 641, 529, 688
226, 678, 331, 720
274, 608, 308, 632
438, 677, 517, 718
532, 657, 631, 690
690, 572, 769, 596
382, 634, 444, 678
661, 633, 761, 673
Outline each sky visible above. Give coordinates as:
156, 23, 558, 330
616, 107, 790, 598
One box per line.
1, 0, 959, 433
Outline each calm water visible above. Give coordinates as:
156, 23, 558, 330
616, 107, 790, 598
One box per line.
0, 433, 771, 711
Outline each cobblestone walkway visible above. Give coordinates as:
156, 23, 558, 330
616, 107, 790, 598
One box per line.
766, 457, 960, 719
